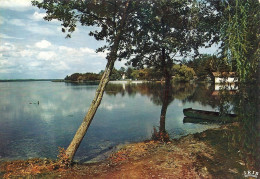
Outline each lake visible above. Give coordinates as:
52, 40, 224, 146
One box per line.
0, 81, 222, 162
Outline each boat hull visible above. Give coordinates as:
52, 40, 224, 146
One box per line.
183, 108, 237, 123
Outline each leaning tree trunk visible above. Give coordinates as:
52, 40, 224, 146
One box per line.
65, 1, 130, 162
65, 57, 115, 162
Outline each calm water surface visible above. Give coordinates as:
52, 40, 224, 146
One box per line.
0, 81, 220, 161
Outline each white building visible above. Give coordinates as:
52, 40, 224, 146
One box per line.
212, 72, 238, 84
122, 73, 126, 80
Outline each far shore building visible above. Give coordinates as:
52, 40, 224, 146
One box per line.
212, 72, 238, 94
212, 72, 238, 84
122, 73, 126, 80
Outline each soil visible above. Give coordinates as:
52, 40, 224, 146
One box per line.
0, 123, 257, 179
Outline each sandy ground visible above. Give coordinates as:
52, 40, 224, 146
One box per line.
0, 123, 258, 179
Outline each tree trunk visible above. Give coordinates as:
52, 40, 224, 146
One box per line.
159, 74, 171, 134
159, 46, 171, 140
65, 57, 115, 162
65, 0, 130, 162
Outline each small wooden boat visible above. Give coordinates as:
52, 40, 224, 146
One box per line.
183, 108, 237, 123
183, 117, 215, 124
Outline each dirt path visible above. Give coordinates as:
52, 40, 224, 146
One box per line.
1, 123, 257, 178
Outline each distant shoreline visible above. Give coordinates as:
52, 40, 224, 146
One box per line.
0, 79, 62, 82
0, 79, 145, 83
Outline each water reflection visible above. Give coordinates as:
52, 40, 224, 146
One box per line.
0, 81, 221, 161
105, 81, 259, 171
104, 82, 219, 142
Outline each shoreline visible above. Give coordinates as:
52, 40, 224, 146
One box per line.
1, 122, 256, 178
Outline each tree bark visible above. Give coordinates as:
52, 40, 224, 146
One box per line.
65, 57, 115, 162
65, 0, 130, 162
159, 74, 171, 134
159, 46, 172, 139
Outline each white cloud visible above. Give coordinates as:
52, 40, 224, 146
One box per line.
0, 69, 9, 73
31, 11, 59, 23
0, 3, 112, 79
0, 33, 23, 40
8, 17, 56, 37
51, 61, 70, 71
91, 62, 102, 65
80, 47, 107, 58
9, 19, 25, 26
0, 59, 10, 66
0, 0, 33, 11
58, 46, 107, 63
28, 25, 55, 35
80, 47, 96, 54
0, 42, 16, 51
31, 12, 46, 21
29, 61, 41, 67
59, 46, 78, 53
0, 39, 107, 78
9, 19, 56, 36
37, 51, 57, 61
35, 40, 52, 49
20, 50, 34, 57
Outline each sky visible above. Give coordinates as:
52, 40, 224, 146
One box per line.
0, 0, 122, 79
0, 0, 219, 79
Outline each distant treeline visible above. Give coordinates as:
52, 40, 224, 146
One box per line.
65, 54, 233, 82
65, 68, 126, 82
65, 73, 101, 82
65, 65, 195, 82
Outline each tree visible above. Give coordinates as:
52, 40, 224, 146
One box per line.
126, 0, 191, 84
125, 67, 133, 79
172, 64, 195, 82
220, 0, 259, 82
32, 0, 142, 163
64, 72, 101, 81
110, 68, 122, 80
125, 0, 220, 82
122, 0, 219, 132
187, 54, 231, 80
119, 67, 126, 74
68, 73, 82, 81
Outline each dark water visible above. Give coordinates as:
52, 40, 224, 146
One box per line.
0, 81, 256, 163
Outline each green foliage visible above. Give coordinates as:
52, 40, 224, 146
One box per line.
65, 68, 127, 81
119, 67, 126, 73
172, 64, 195, 82
126, 0, 192, 69
220, 0, 259, 82
187, 54, 231, 80
131, 69, 148, 80
130, 69, 141, 80
129, 68, 163, 80
125, 67, 133, 79
65, 72, 101, 81
110, 68, 122, 80
121, 0, 220, 83
217, 82, 260, 169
